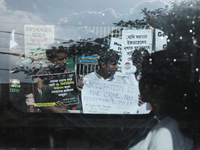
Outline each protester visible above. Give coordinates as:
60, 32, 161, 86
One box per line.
123, 48, 151, 112
76, 49, 123, 92
127, 50, 194, 150
123, 48, 149, 84
26, 43, 74, 113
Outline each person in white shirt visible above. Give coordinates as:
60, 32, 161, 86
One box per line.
76, 50, 123, 92
128, 50, 194, 150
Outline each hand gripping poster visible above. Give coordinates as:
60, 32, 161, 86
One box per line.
32, 72, 79, 107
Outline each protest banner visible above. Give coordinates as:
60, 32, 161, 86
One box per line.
24, 25, 54, 60
155, 29, 167, 51
110, 37, 123, 76
32, 72, 79, 107
82, 79, 139, 114
122, 29, 152, 75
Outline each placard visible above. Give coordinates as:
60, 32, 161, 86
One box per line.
32, 72, 79, 107
24, 25, 54, 60
122, 29, 152, 75
82, 79, 139, 114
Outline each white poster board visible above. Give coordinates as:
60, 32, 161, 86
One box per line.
110, 37, 123, 76
122, 29, 152, 75
82, 79, 139, 114
155, 29, 167, 51
24, 25, 54, 60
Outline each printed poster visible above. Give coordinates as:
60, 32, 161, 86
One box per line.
32, 72, 79, 107
122, 29, 153, 75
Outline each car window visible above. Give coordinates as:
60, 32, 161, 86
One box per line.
1, 0, 200, 149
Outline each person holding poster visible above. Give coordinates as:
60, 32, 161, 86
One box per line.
76, 50, 123, 91
123, 48, 151, 113
76, 50, 124, 94
84, 50, 123, 82
76, 50, 138, 114
27, 43, 75, 113
123, 48, 149, 84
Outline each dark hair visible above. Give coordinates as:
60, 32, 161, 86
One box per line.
132, 48, 149, 66
46, 43, 68, 60
141, 49, 200, 119
98, 49, 120, 66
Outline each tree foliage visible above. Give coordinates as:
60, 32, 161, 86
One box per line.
114, 0, 200, 51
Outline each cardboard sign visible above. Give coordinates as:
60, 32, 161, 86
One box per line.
24, 25, 54, 60
110, 37, 123, 76
122, 29, 152, 75
82, 79, 139, 114
32, 72, 79, 107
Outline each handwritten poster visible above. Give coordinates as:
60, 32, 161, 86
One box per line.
32, 72, 79, 107
122, 29, 152, 75
82, 79, 139, 114
24, 25, 54, 60
110, 37, 123, 76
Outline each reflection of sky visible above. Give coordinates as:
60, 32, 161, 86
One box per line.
0, 0, 171, 83
0, 0, 171, 50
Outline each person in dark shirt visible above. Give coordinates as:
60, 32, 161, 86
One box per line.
27, 43, 75, 113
